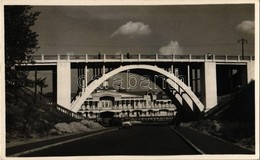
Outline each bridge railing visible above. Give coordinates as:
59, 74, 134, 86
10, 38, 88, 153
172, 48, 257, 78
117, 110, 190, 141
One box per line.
106, 54, 121, 59
31, 54, 255, 62
214, 55, 226, 60
191, 55, 205, 60
20, 87, 85, 120
124, 54, 139, 59
140, 54, 156, 59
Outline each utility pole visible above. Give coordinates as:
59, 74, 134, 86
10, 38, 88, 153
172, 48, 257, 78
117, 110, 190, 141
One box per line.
238, 37, 247, 60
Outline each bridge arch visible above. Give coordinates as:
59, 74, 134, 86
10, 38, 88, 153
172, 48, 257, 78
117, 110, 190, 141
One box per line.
71, 65, 204, 116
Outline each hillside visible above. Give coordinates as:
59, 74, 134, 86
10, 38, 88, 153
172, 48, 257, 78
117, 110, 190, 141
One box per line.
206, 80, 255, 123
186, 81, 255, 151
6, 87, 104, 146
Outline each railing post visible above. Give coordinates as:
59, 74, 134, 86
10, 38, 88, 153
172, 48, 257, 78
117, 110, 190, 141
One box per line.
156, 54, 158, 61
238, 55, 240, 62
225, 55, 228, 62
41, 54, 44, 62
172, 54, 175, 61
212, 54, 215, 61
121, 54, 123, 62
85, 54, 88, 62
138, 54, 141, 62
189, 54, 191, 62
67, 54, 70, 61
204, 54, 207, 61
104, 54, 106, 62
58, 54, 60, 61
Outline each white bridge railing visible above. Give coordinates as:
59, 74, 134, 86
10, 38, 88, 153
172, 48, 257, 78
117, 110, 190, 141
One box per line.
31, 54, 255, 63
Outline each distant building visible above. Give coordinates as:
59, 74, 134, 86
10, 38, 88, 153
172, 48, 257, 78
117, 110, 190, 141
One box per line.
77, 88, 177, 119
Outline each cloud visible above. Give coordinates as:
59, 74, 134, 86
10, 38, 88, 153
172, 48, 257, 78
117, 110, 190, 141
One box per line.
159, 41, 183, 55
111, 21, 151, 37
236, 20, 254, 35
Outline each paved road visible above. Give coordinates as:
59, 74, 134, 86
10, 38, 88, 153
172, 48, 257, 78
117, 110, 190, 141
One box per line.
18, 125, 253, 157
6, 128, 114, 156
22, 125, 198, 156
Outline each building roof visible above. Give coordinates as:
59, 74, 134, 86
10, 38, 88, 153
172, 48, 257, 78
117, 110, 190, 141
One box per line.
91, 89, 143, 98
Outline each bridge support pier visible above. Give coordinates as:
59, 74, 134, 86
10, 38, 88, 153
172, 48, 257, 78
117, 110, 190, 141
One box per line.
247, 61, 255, 83
57, 62, 71, 109
203, 62, 217, 111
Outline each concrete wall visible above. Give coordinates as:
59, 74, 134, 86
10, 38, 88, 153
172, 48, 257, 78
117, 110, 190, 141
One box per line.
204, 62, 217, 111
57, 62, 71, 109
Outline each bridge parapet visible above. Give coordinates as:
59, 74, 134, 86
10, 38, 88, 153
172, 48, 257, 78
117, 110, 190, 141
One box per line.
31, 54, 254, 63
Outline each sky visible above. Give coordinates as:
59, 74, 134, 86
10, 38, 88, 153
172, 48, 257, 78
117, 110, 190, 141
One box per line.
28, 4, 255, 94
31, 4, 255, 56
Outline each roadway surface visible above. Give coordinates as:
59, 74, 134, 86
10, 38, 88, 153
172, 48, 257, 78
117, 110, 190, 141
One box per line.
15, 125, 253, 157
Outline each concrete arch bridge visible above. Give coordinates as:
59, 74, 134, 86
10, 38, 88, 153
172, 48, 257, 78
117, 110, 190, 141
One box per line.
16, 54, 255, 121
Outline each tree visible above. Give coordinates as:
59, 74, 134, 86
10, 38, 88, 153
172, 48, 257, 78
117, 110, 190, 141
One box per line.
5, 6, 40, 89
36, 77, 48, 95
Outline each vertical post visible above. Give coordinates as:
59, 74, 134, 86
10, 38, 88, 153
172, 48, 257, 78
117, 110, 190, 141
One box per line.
80, 68, 84, 91
103, 65, 105, 75
41, 54, 44, 62
104, 54, 106, 62
171, 65, 174, 74
85, 65, 88, 88
85, 54, 88, 62
138, 54, 141, 62
189, 54, 192, 62
172, 54, 175, 61
58, 54, 60, 60
187, 64, 190, 87
156, 54, 158, 61
121, 54, 123, 62
212, 54, 215, 61
77, 68, 80, 92
204, 54, 207, 61
174, 68, 179, 77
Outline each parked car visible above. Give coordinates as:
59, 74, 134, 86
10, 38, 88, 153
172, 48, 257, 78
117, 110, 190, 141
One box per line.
121, 119, 132, 128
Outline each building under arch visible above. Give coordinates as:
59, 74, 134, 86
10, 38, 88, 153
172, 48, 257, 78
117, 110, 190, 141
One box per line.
77, 88, 176, 120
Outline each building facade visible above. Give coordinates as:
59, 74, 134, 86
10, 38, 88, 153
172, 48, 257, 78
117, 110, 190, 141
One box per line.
77, 89, 177, 119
